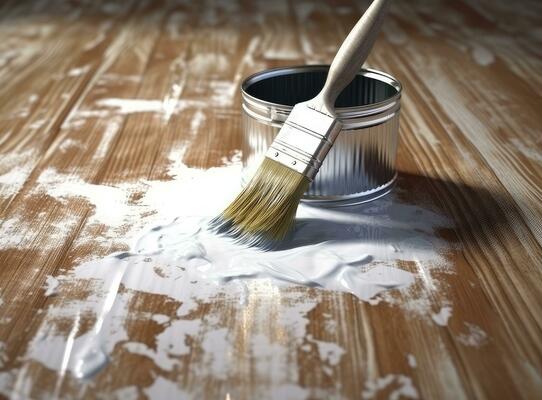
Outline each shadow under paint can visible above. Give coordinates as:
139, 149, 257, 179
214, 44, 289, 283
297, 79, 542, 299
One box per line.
241, 65, 402, 207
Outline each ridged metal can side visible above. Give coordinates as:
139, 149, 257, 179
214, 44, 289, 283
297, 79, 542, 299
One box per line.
241, 66, 402, 207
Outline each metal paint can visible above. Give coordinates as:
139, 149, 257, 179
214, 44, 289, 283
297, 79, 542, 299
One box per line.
241, 66, 402, 206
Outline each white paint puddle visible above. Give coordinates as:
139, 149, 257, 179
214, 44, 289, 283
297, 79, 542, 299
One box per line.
134, 215, 417, 302
2, 147, 455, 397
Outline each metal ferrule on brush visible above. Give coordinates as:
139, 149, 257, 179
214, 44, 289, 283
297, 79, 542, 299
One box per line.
265, 103, 342, 181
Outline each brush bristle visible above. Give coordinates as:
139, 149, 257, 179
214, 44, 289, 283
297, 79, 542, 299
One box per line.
211, 158, 310, 248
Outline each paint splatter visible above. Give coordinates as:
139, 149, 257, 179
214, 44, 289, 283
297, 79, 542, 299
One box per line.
362, 374, 419, 399
471, 45, 495, 66
457, 323, 488, 347
407, 354, 417, 368
1, 144, 455, 396
432, 306, 453, 326
43, 275, 60, 297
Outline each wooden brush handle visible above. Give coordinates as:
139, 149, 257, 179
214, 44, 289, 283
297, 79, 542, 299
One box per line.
310, 0, 391, 115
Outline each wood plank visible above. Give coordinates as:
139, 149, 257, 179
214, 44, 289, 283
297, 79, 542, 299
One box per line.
0, 0, 540, 398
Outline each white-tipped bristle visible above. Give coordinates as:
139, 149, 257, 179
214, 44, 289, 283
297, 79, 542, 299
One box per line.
211, 158, 309, 249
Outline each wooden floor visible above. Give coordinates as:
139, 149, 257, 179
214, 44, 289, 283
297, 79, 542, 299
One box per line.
0, 0, 541, 398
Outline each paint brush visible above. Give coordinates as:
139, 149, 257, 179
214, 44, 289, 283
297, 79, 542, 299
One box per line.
213, 0, 391, 248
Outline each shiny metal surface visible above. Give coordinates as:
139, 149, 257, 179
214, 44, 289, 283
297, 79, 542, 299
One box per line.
241, 66, 402, 206
265, 104, 342, 181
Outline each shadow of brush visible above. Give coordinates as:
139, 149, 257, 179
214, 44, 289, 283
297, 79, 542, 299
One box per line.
275, 170, 524, 254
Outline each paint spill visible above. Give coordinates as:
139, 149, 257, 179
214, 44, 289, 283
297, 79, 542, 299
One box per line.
362, 374, 419, 400
1, 144, 455, 396
143, 377, 190, 399
0, 149, 36, 199
111, 386, 139, 399
310, 338, 345, 367
131, 215, 418, 301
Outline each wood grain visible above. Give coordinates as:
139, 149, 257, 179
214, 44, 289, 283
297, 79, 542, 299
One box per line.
0, 0, 541, 399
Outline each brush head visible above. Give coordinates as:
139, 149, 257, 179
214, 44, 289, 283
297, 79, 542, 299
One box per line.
212, 103, 341, 248
211, 157, 310, 249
